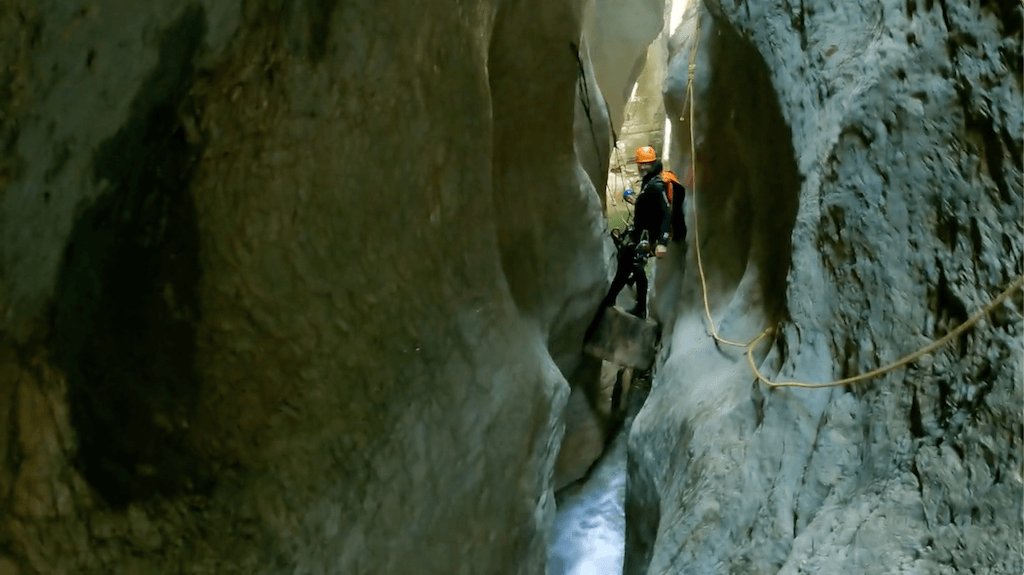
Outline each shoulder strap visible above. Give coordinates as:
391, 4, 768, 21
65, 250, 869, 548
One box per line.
661, 171, 679, 206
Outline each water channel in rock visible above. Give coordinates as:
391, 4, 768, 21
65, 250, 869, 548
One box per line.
549, 431, 628, 575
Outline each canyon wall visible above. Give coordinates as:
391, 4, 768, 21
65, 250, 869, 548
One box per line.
0, 0, 617, 572
628, 0, 1023, 573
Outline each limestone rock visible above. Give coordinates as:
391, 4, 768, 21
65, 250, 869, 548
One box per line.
554, 385, 606, 491
0, 0, 618, 572
554, 361, 637, 491
583, 0, 667, 131
0, 556, 20, 575
627, 0, 1023, 573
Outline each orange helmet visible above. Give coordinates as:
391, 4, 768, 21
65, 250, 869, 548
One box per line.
635, 145, 657, 163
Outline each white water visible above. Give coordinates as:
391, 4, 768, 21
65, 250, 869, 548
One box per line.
548, 432, 628, 575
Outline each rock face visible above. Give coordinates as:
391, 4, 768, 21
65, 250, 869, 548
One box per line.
628, 0, 1023, 573
0, 1, 616, 572
583, 0, 666, 132
554, 0, 679, 492
608, 35, 670, 205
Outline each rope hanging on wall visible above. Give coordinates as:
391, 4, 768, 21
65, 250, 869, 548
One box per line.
683, 4, 1024, 390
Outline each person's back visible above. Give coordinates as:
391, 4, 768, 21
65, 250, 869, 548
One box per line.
631, 159, 671, 249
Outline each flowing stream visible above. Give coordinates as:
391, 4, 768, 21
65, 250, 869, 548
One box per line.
548, 431, 628, 575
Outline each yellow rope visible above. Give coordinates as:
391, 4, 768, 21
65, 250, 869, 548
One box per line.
686, 12, 753, 349
686, 10, 762, 349
747, 275, 1024, 389
682, 0, 1024, 389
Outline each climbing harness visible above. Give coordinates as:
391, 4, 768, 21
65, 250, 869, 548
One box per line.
683, 4, 1024, 389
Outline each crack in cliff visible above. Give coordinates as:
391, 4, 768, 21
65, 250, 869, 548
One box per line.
571, 42, 606, 166
797, 0, 808, 50
50, 4, 210, 508
999, 126, 1021, 162
3, 360, 21, 493
305, 0, 340, 63
989, 0, 1024, 36
952, 79, 1013, 204
793, 410, 830, 537
909, 390, 926, 438
910, 458, 928, 528
935, 0, 951, 33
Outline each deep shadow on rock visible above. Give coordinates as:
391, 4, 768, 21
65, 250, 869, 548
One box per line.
51, 4, 209, 509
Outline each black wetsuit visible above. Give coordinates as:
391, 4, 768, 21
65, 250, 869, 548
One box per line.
601, 161, 672, 319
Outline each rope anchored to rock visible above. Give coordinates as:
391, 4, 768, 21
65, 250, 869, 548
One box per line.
683, 4, 1024, 390
746, 275, 1023, 389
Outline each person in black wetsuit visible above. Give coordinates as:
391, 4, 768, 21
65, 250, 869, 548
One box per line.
601, 145, 672, 319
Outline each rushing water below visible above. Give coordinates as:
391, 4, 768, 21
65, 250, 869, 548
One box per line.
548, 431, 628, 575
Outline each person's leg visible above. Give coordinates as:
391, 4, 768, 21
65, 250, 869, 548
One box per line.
587, 255, 633, 341
601, 254, 633, 309
630, 264, 649, 318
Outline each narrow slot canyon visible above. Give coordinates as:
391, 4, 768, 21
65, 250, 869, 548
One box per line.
0, 0, 1021, 573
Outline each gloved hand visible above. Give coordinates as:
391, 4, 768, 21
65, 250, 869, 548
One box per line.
654, 245, 667, 258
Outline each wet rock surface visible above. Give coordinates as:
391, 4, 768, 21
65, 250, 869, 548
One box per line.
627, 0, 1023, 573
550, 430, 629, 575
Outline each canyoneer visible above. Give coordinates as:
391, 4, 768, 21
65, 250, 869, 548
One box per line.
600, 145, 679, 319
